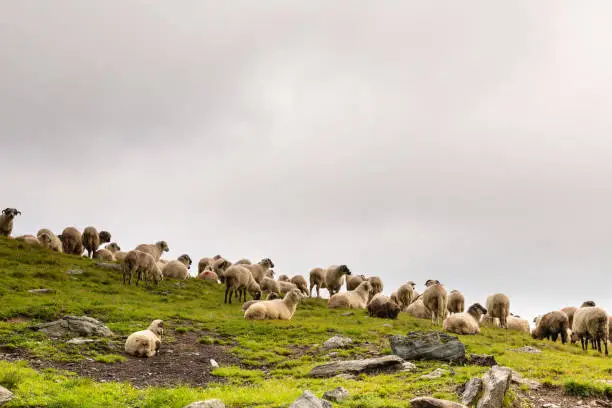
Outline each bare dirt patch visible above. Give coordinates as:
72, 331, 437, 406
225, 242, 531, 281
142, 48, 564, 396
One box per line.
515, 384, 610, 408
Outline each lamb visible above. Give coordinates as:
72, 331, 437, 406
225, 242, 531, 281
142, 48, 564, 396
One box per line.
367, 293, 401, 319
14, 235, 40, 246
443, 303, 488, 335
422, 279, 448, 325
324, 264, 352, 296
278, 274, 290, 282
36, 228, 63, 252
0, 208, 21, 237
561, 306, 578, 328
328, 280, 372, 309
105, 242, 121, 253
570, 306, 609, 355
124, 319, 164, 358
241, 292, 281, 312
58, 227, 84, 255
406, 297, 432, 319
290, 275, 309, 296
122, 250, 164, 286
134, 241, 169, 262
162, 254, 193, 280
395, 283, 415, 310
240, 258, 275, 284
309, 267, 326, 297
81, 227, 111, 258
531, 311, 570, 344
244, 289, 303, 320
446, 290, 465, 314
506, 315, 530, 333
485, 293, 510, 329
224, 265, 262, 304
346, 274, 367, 291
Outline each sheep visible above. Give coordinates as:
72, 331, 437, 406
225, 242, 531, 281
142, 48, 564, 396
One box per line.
580, 300, 596, 307
324, 264, 352, 296
244, 289, 303, 320
134, 241, 169, 262
279, 280, 298, 295
14, 235, 40, 246
0, 208, 21, 237
58, 227, 84, 255
122, 250, 164, 286
290, 275, 309, 296
198, 257, 215, 273
485, 293, 510, 329
81, 227, 111, 258
223, 265, 262, 304
406, 297, 432, 319
531, 311, 570, 344
328, 280, 372, 309
94, 248, 115, 261
390, 291, 400, 306
36, 228, 63, 252
241, 292, 281, 312
367, 293, 401, 319
162, 254, 192, 280
197, 270, 219, 282
443, 303, 488, 335
422, 280, 448, 325
278, 274, 290, 282
346, 274, 367, 291
208, 257, 233, 283
114, 251, 128, 263
240, 258, 275, 284
395, 283, 415, 310
570, 306, 609, 355
561, 306, 578, 328
235, 258, 252, 265
368, 276, 384, 298
506, 315, 530, 333
105, 242, 121, 253
309, 267, 326, 297
124, 319, 164, 358
260, 277, 281, 295
446, 290, 465, 314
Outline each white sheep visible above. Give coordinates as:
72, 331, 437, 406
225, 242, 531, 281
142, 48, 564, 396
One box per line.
260, 277, 281, 296
395, 283, 415, 310
14, 235, 40, 246
162, 254, 193, 280
324, 264, 352, 297
224, 265, 262, 304
328, 280, 372, 309
443, 303, 488, 335
278, 274, 290, 282
0, 208, 21, 237
241, 258, 275, 284
406, 297, 432, 319
346, 274, 367, 291
571, 306, 609, 355
124, 319, 164, 358
244, 289, 303, 320
134, 241, 169, 262
81, 226, 111, 258
446, 290, 465, 314
36, 228, 63, 252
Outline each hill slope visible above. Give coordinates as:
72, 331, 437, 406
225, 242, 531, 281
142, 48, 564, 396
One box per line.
0, 237, 609, 407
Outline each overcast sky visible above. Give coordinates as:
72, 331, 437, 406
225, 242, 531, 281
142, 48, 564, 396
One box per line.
2, 1, 611, 321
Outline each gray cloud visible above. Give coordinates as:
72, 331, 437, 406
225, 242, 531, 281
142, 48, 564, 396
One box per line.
2, 1, 611, 319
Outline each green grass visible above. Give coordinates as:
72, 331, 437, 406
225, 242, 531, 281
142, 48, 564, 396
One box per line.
0, 236, 610, 407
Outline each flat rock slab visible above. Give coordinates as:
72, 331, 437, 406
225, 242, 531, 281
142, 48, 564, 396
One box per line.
420, 368, 449, 379
322, 386, 350, 403
37, 316, 113, 338
66, 269, 84, 275
323, 335, 353, 349
411, 397, 467, 408
66, 337, 96, 345
183, 400, 225, 408
28, 288, 54, 294
476, 366, 512, 408
289, 390, 332, 408
95, 262, 121, 271
389, 331, 466, 363
309, 355, 405, 378
470, 354, 497, 367
0, 385, 14, 406
510, 346, 541, 354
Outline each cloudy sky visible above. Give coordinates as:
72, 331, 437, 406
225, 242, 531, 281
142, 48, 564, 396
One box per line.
2, 1, 611, 320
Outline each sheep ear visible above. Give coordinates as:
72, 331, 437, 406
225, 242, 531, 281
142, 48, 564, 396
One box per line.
2, 209, 8, 215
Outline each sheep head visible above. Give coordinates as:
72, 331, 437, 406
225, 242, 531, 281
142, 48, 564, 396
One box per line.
339, 264, 351, 275
285, 289, 303, 304
580, 300, 596, 307
38, 232, 52, 245
99, 231, 111, 244
157, 241, 169, 252
178, 254, 192, 268
2, 208, 21, 219
107, 242, 121, 252
259, 258, 274, 268
467, 303, 487, 320
148, 319, 164, 337
406, 280, 416, 288
213, 254, 222, 260
425, 279, 441, 287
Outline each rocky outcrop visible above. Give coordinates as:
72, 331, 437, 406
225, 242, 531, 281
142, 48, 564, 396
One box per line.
469, 354, 497, 367
322, 387, 349, 403
309, 355, 406, 378
476, 366, 512, 408
322, 335, 353, 349
459, 378, 483, 406
410, 397, 467, 408
183, 400, 225, 408
0, 385, 14, 406
288, 391, 332, 408
389, 331, 466, 362
36, 316, 113, 338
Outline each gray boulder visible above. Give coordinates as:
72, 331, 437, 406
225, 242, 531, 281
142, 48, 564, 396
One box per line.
66, 269, 84, 275
476, 366, 512, 408
0, 385, 14, 406
470, 354, 497, 367
28, 288, 54, 294
95, 262, 121, 271
310, 355, 405, 378
37, 316, 113, 338
66, 337, 96, 345
323, 335, 353, 349
510, 370, 541, 390
420, 368, 448, 379
183, 400, 225, 408
410, 397, 467, 408
460, 378, 483, 406
322, 387, 350, 403
389, 331, 466, 363
289, 391, 332, 408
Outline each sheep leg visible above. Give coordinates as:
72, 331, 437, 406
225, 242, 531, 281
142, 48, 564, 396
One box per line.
224, 285, 230, 304
561, 329, 567, 344
551, 332, 558, 342
604, 339, 608, 356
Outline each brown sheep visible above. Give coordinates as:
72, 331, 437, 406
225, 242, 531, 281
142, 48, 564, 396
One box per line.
485, 293, 510, 329
81, 226, 111, 258
446, 290, 465, 314
290, 275, 309, 296
561, 306, 577, 328
309, 267, 326, 297
346, 274, 367, 291
58, 227, 84, 255
241, 258, 275, 284
324, 264, 352, 296
367, 293, 401, 319
531, 310, 570, 344
422, 280, 448, 325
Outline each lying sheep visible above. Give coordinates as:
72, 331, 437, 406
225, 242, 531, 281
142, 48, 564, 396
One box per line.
368, 276, 383, 298
406, 297, 432, 319
244, 289, 303, 320
58, 227, 84, 256
241, 258, 275, 284
561, 306, 578, 328
346, 274, 367, 291
134, 241, 169, 262
122, 250, 164, 286
36, 228, 63, 252
241, 292, 281, 312
486, 293, 510, 329
14, 235, 40, 246
531, 311, 570, 344
124, 320, 164, 358
290, 275, 309, 296
443, 303, 488, 335
571, 306, 609, 355
324, 264, 352, 296
423, 280, 448, 325
82, 227, 111, 258
367, 293, 401, 319
278, 274, 290, 282
446, 290, 465, 314
506, 315, 530, 333
328, 280, 372, 309
224, 265, 262, 304
395, 283, 415, 310
196, 270, 219, 282
162, 254, 193, 280
198, 257, 215, 273
94, 248, 115, 261
309, 267, 326, 297
0, 208, 21, 237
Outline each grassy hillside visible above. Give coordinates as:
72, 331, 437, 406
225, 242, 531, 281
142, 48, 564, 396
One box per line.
0, 237, 609, 407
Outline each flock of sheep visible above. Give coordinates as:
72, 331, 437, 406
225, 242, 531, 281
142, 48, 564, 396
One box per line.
1, 208, 609, 359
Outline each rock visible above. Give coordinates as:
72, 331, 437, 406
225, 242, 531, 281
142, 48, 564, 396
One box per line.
323, 335, 353, 349
402, 361, 418, 372
334, 373, 357, 380
66, 269, 83, 275
322, 386, 350, 403
328, 352, 338, 358
95, 262, 121, 271
410, 397, 468, 408
183, 400, 225, 408
310, 355, 406, 378
0, 385, 14, 405
476, 366, 512, 408
37, 315, 113, 338
595, 401, 612, 408
66, 337, 96, 345
289, 390, 332, 408
510, 370, 541, 390
460, 378, 483, 406
420, 368, 448, 379
341, 312, 355, 316
383, 324, 393, 328
28, 288, 54, 294
210, 359, 219, 368
542, 404, 560, 408
510, 346, 541, 354
470, 354, 497, 367
389, 331, 466, 363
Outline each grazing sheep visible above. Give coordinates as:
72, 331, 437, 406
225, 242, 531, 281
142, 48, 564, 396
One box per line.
346, 274, 367, 291
328, 280, 372, 309
0, 208, 21, 237
260, 277, 281, 296
235, 258, 252, 265
506, 315, 530, 333
531, 311, 570, 344
58, 227, 84, 255
290, 275, 309, 296
324, 264, 352, 296
14, 235, 40, 246
241, 292, 281, 312
571, 306, 609, 355
224, 265, 262, 304
395, 283, 415, 310
94, 248, 115, 261
122, 250, 163, 286
446, 290, 465, 314
390, 291, 400, 306
208, 257, 232, 283
244, 289, 303, 320
406, 297, 432, 319
124, 320, 164, 358
81, 227, 111, 258
367, 293, 401, 319
486, 293, 510, 329
134, 241, 169, 262
162, 254, 193, 280
241, 258, 275, 284
368, 276, 384, 298
561, 306, 578, 328
278, 274, 290, 282
278, 280, 298, 296
423, 280, 448, 325
309, 267, 326, 297
36, 228, 63, 252
196, 270, 219, 282
443, 303, 488, 335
